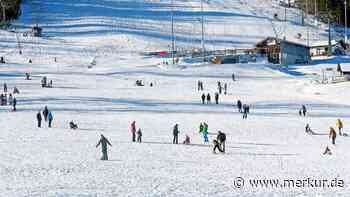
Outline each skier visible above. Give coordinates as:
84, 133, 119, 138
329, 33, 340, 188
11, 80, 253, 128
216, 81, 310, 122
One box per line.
201, 93, 206, 104
96, 134, 112, 160
130, 121, 136, 142
217, 131, 226, 153
224, 83, 227, 95
200, 81, 203, 90
183, 135, 190, 145
48, 111, 53, 128
137, 128, 142, 143
213, 139, 224, 154
12, 97, 16, 111
336, 119, 343, 136
173, 123, 179, 144
197, 80, 201, 91
298, 109, 302, 116
302, 105, 307, 116
36, 111, 42, 128
43, 106, 49, 121
232, 73, 235, 81
206, 93, 211, 104
237, 100, 242, 113
203, 122, 209, 143
3, 83, 7, 93
215, 92, 219, 104
329, 127, 337, 145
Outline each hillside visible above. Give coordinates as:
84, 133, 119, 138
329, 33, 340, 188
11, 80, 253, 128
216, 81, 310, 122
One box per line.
0, 1, 349, 197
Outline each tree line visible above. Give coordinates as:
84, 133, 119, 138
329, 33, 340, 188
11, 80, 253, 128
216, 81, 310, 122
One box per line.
295, 0, 349, 26
0, 0, 21, 22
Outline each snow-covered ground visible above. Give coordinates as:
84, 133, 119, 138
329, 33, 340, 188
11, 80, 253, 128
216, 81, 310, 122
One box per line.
0, 0, 350, 196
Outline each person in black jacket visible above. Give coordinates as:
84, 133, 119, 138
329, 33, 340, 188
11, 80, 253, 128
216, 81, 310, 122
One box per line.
43, 106, 49, 121
213, 139, 224, 154
12, 97, 17, 111
137, 128, 142, 143
96, 134, 112, 160
217, 131, 226, 152
215, 93, 219, 104
237, 100, 242, 113
206, 93, 211, 104
173, 124, 179, 144
36, 111, 42, 128
201, 93, 206, 104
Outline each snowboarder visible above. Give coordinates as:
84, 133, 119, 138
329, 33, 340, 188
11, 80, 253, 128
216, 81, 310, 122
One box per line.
215, 92, 219, 104
48, 111, 53, 128
43, 106, 49, 121
329, 127, 337, 145
96, 134, 112, 160
12, 97, 16, 111
36, 111, 42, 128
217, 131, 226, 153
206, 93, 211, 104
201, 93, 206, 104
213, 139, 224, 154
302, 105, 307, 116
203, 122, 209, 143
130, 121, 136, 142
137, 128, 142, 143
3, 83, 7, 93
173, 124, 179, 144
237, 100, 242, 113
224, 83, 227, 95
336, 119, 343, 136
69, 121, 78, 130
183, 135, 190, 145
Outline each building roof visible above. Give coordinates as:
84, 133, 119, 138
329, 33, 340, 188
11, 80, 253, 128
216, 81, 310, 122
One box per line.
309, 40, 337, 48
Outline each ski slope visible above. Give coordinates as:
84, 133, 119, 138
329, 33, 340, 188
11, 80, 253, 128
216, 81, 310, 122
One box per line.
0, 0, 349, 196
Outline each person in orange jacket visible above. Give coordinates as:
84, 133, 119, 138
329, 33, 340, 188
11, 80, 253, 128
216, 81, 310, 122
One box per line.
336, 119, 343, 136
329, 127, 337, 145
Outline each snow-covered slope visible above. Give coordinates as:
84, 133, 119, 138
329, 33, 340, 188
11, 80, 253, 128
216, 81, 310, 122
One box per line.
0, 0, 349, 197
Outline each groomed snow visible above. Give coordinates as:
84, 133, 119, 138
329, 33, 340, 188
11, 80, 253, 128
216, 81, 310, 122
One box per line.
0, 0, 349, 196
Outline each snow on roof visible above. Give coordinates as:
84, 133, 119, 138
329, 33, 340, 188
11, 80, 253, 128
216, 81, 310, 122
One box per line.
310, 40, 338, 47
